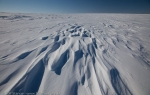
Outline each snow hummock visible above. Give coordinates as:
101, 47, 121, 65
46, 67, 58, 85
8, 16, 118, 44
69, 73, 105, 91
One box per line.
0, 13, 150, 95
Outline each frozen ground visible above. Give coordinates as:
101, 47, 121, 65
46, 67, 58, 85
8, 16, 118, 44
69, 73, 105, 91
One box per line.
0, 12, 150, 95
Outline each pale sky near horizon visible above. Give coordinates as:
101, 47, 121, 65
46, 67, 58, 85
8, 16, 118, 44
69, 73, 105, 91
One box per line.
0, 0, 150, 13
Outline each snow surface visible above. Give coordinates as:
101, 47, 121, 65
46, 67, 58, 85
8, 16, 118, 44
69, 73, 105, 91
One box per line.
0, 12, 150, 95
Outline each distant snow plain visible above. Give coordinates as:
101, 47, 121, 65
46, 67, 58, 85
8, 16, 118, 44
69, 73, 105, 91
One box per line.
0, 12, 150, 95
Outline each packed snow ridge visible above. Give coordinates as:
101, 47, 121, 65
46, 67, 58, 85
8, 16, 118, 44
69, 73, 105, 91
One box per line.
0, 13, 150, 95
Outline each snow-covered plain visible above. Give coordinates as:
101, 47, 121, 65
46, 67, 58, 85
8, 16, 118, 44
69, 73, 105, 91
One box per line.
0, 12, 150, 95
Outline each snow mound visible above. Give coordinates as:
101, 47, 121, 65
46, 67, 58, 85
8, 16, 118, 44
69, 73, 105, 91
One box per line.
0, 13, 150, 95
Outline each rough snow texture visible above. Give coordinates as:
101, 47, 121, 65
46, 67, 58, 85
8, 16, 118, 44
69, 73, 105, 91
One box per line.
0, 13, 150, 95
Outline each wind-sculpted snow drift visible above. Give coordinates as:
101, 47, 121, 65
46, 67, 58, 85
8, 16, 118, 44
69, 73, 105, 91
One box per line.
0, 13, 150, 95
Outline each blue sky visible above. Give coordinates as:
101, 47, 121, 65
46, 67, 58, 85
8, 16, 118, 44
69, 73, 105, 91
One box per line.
0, 0, 150, 13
